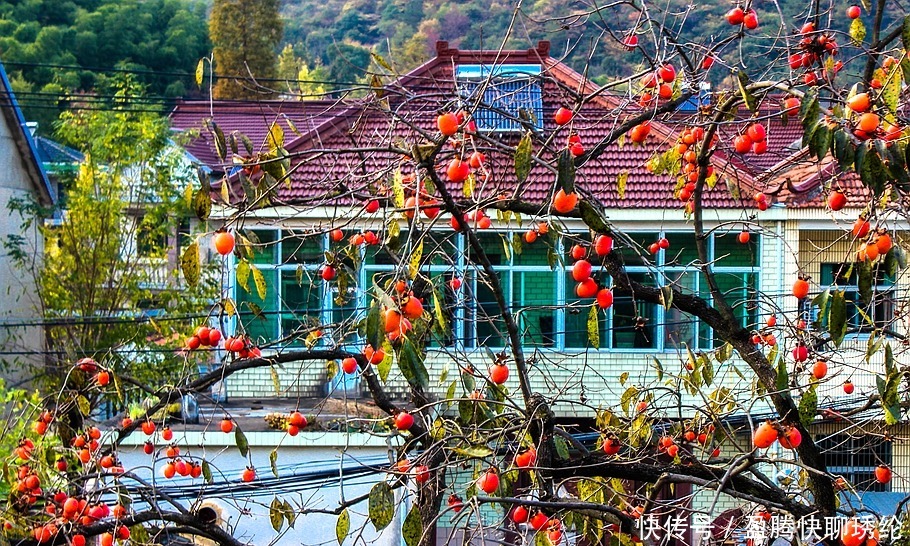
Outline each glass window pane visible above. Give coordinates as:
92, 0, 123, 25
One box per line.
708, 272, 758, 348
612, 272, 658, 349
421, 272, 458, 348
616, 233, 659, 266
242, 229, 278, 264
281, 271, 324, 342
237, 268, 279, 343
468, 232, 508, 266
363, 245, 395, 266
513, 232, 555, 267
281, 270, 322, 343
421, 231, 460, 267
281, 231, 324, 265
665, 232, 699, 266
663, 270, 698, 349
469, 270, 509, 347
714, 232, 759, 267
513, 270, 556, 347
565, 270, 608, 348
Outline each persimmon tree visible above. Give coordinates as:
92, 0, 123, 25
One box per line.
4, 2, 910, 546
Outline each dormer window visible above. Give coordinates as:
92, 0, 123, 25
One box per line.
456, 64, 544, 133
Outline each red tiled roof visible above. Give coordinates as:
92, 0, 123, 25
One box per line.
169, 100, 339, 171
753, 149, 870, 208
178, 42, 852, 212
257, 41, 754, 210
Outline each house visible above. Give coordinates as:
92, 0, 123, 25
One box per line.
168, 40, 909, 541
0, 61, 55, 387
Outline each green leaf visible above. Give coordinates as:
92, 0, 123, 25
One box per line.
554, 435, 570, 460
885, 343, 895, 375
833, 129, 855, 171
392, 170, 405, 208
901, 15, 910, 51
236, 260, 251, 292
181, 241, 200, 287
235, 426, 249, 457
195, 58, 205, 87
800, 89, 819, 132
557, 149, 575, 193
514, 132, 533, 183
587, 305, 600, 348
883, 369, 902, 424
270, 497, 285, 532
365, 301, 382, 350
463, 172, 475, 198
270, 365, 281, 395
902, 58, 910, 86
270, 449, 279, 478
653, 356, 664, 381
810, 123, 832, 161
715, 343, 733, 363
210, 120, 226, 161
336, 508, 350, 545
620, 386, 639, 414
368, 482, 395, 530
578, 200, 611, 234
267, 121, 284, 151
828, 290, 848, 346
408, 241, 423, 280
882, 64, 902, 120
660, 285, 673, 310
402, 506, 424, 546
202, 460, 213, 483
452, 445, 494, 458
736, 70, 758, 113
76, 395, 91, 416
775, 357, 788, 392
617, 171, 628, 200
251, 264, 268, 300
377, 339, 393, 382
129, 525, 150, 544
701, 354, 714, 386
371, 51, 394, 73
849, 17, 866, 45
193, 188, 211, 220
798, 384, 818, 427
860, 144, 888, 197
535, 529, 551, 546
857, 260, 873, 304
398, 338, 429, 389
432, 290, 447, 335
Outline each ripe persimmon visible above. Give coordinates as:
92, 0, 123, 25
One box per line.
552, 189, 578, 213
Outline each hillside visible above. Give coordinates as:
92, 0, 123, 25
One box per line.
0, 0, 210, 131
0, 0, 892, 133
281, 0, 881, 90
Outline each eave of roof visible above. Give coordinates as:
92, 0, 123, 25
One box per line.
0, 61, 55, 206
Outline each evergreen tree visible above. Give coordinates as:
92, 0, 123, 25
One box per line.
209, 0, 283, 99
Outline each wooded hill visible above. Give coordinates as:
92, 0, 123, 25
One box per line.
0, 0, 892, 132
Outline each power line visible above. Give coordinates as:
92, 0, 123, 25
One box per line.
3, 60, 374, 87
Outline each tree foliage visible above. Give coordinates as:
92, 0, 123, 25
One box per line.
5, 78, 214, 394
209, 0, 283, 99
0, 0, 210, 131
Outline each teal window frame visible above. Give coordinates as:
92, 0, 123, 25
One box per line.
231, 229, 760, 353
